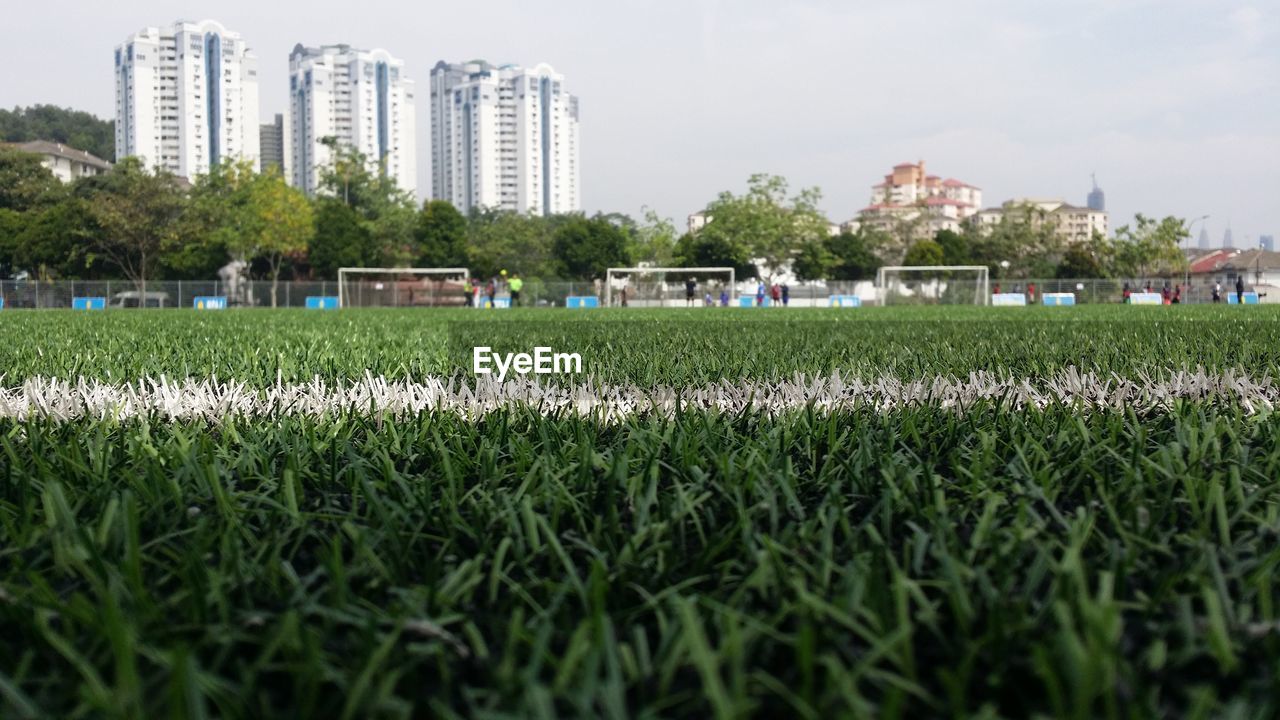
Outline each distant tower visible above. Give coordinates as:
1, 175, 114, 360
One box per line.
1262, 235, 1275, 252
1223, 224, 1235, 249
1198, 227, 1211, 250
1087, 173, 1105, 212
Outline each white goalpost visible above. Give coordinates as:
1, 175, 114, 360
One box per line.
338, 267, 470, 308
605, 267, 737, 307
876, 265, 990, 306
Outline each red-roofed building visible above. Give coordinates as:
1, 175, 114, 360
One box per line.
848, 160, 983, 240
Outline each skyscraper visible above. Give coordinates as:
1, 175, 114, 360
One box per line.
1087, 173, 1105, 212
430, 60, 580, 215
259, 113, 286, 174
1224, 225, 1235, 249
289, 44, 416, 196
1262, 235, 1275, 252
1199, 227, 1211, 250
115, 20, 261, 179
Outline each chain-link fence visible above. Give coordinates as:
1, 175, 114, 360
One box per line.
0, 277, 1239, 309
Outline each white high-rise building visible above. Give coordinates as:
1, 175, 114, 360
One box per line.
289, 44, 416, 196
430, 60, 580, 215
114, 20, 260, 178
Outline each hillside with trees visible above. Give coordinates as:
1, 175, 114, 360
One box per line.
0, 105, 115, 161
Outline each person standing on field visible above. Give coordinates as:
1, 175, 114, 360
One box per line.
1122, 281, 1131, 303
508, 274, 523, 307
781, 283, 790, 307
1236, 276, 1245, 304
1027, 282, 1036, 304
1212, 281, 1222, 303
756, 282, 766, 307
685, 278, 697, 307
770, 283, 781, 306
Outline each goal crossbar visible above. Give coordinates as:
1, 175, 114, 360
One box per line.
338, 267, 470, 308
605, 266, 736, 307
876, 265, 990, 306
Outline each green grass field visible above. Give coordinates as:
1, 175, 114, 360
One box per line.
3, 306, 1280, 718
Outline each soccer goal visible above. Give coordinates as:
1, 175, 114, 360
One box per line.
875, 265, 990, 306
337, 267, 470, 308
605, 267, 737, 307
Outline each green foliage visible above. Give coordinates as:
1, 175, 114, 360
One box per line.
309, 199, 374, 279
0, 104, 115, 161
674, 231, 756, 278
465, 209, 557, 279
1109, 214, 1189, 278
933, 229, 971, 265
903, 238, 945, 267
698, 173, 828, 281
1056, 242, 1108, 279
630, 207, 678, 266
87, 157, 186, 293
317, 139, 417, 266
551, 214, 632, 280
415, 200, 467, 268
795, 230, 885, 281
0, 147, 64, 212
13, 197, 102, 279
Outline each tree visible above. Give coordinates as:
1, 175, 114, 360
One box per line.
185, 159, 261, 261
309, 199, 373, 279
630, 207, 677, 266
933, 229, 971, 266
14, 198, 102, 279
1109, 215, 1188, 279
416, 200, 467, 267
317, 139, 416, 266
552, 214, 632, 280
0, 147, 64, 212
89, 158, 186, 297
466, 209, 556, 279
673, 232, 756, 278
249, 172, 313, 307
903, 239, 945, 267
1056, 242, 1107, 278
698, 174, 828, 281
0, 105, 115, 161
826, 229, 885, 280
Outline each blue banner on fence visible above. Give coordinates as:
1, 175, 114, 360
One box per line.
1227, 292, 1260, 305
0, 297, 5, 310
193, 296, 227, 310
565, 296, 598, 308
305, 296, 339, 310
828, 295, 861, 308
73, 297, 106, 310
1042, 293, 1076, 306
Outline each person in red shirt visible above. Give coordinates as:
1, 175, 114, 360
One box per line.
770, 283, 781, 306
1027, 282, 1036, 304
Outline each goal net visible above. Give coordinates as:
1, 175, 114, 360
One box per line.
605, 267, 737, 307
875, 265, 990, 306
338, 267, 471, 308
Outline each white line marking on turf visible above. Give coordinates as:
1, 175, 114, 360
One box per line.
0, 368, 1275, 421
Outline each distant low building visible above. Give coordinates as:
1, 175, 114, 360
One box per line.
973, 198, 1108, 244
6, 140, 111, 182
1261, 235, 1275, 252
1188, 248, 1280, 290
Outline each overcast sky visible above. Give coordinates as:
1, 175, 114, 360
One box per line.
4, 0, 1277, 241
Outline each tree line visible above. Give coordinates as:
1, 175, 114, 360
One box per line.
0, 105, 116, 162
1, 140, 1190, 295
